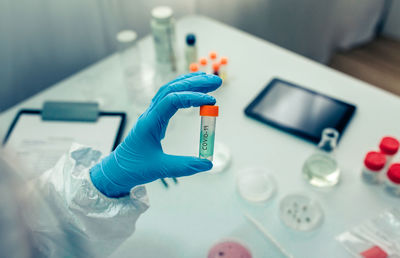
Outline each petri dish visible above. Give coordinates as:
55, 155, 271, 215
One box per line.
208, 240, 252, 258
279, 193, 323, 231
209, 142, 231, 174
236, 167, 276, 203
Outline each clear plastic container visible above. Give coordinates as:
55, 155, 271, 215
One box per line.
279, 193, 324, 231
236, 167, 276, 203
384, 163, 400, 197
361, 151, 386, 184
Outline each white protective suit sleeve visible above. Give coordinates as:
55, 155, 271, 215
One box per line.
23, 143, 149, 257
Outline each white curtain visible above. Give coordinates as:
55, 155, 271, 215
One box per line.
0, 0, 385, 112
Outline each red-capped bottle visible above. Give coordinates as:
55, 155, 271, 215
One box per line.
379, 136, 399, 165
362, 151, 386, 184
384, 163, 400, 197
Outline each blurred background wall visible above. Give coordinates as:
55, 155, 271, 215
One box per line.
0, 0, 397, 112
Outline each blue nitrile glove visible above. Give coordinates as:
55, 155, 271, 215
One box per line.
90, 73, 222, 197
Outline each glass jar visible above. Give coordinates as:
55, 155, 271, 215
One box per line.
302, 128, 340, 187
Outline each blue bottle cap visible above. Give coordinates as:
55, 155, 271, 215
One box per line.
186, 34, 196, 46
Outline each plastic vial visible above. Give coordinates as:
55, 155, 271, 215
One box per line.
384, 163, 400, 197
219, 57, 228, 82
362, 151, 386, 184
199, 57, 208, 73
379, 136, 399, 165
150, 6, 177, 72
302, 128, 340, 187
199, 105, 219, 161
189, 63, 199, 73
185, 34, 198, 71
212, 62, 220, 76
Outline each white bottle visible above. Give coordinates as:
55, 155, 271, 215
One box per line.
151, 6, 176, 72
361, 151, 386, 184
185, 34, 197, 71
379, 136, 399, 166
384, 163, 400, 197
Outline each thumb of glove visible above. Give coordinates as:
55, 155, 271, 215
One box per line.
159, 154, 213, 178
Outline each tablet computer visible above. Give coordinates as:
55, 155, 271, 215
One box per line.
244, 78, 356, 143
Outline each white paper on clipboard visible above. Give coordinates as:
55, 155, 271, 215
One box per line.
2, 113, 123, 179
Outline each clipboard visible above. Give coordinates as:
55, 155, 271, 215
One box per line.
2, 102, 126, 178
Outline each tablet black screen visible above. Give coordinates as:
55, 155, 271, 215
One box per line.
245, 79, 356, 143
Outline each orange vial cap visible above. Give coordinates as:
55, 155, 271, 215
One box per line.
189, 63, 199, 72
220, 56, 228, 65
212, 62, 220, 71
209, 51, 217, 60
200, 105, 219, 117
199, 57, 208, 66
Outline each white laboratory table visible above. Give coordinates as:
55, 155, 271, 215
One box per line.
1, 16, 400, 258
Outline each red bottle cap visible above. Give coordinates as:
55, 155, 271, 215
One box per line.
387, 163, 400, 184
364, 151, 386, 171
379, 136, 399, 155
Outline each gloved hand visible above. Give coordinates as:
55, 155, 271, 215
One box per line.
90, 73, 222, 197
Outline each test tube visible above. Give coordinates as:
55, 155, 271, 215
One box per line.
219, 56, 228, 81
212, 62, 220, 76
199, 57, 208, 73
199, 105, 219, 161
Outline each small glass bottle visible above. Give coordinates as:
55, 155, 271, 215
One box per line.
361, 151, 386, 184
212, 62, 220, 76
199, 105, 219, 161
219, 57, 228, 82
199, 57, 208, 73
379, 136, 399, 166
302, 128, 340, 187
150, 6, 177, 72
185, 34, 197, 71
384, 163, 400, 197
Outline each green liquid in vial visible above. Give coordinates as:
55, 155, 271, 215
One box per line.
199, 125, 215, 160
